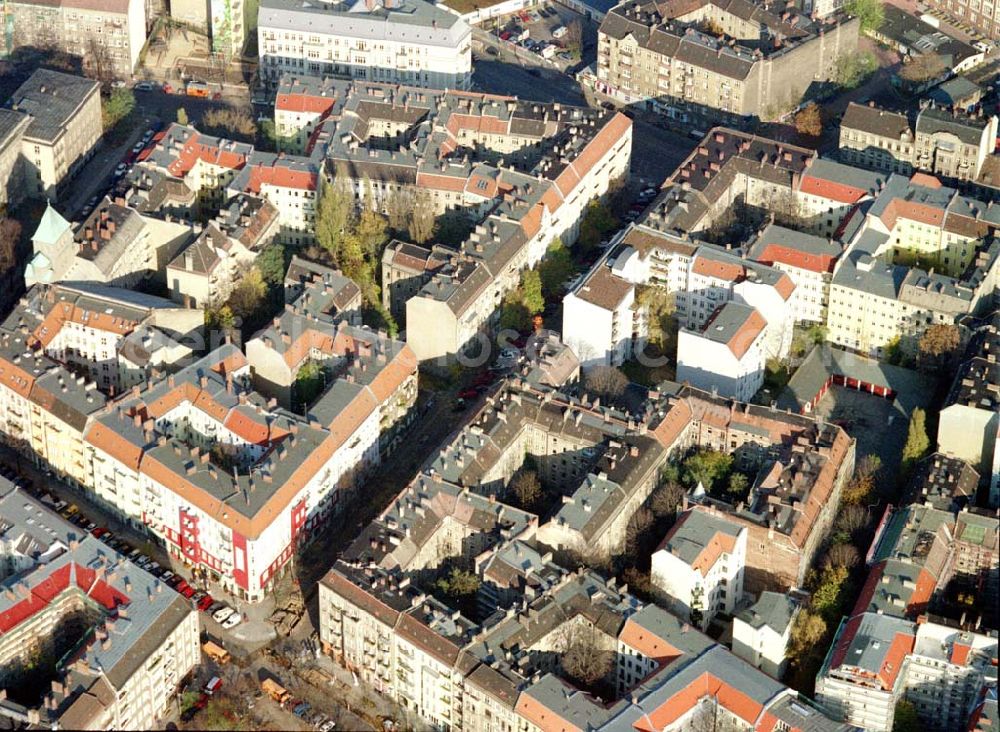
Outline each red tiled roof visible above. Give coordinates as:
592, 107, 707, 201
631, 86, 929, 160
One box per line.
276, 93, 338, 115
245, 164, 317, 193
619, 617, 684, 665
692, 256, 745, 282
756, 244, 837, 274
799, 175, 870, 204
641, 671, 766, 729
167, 134, 247, 177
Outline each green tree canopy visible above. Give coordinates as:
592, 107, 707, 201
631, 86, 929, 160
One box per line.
682, 450, 733, 492
102, 88, 135, 132
254, 243, 287, 287
845, 0, 885, 31
538, 237, 575, 299
902, 408, 930, 470
521, 269, 545, 315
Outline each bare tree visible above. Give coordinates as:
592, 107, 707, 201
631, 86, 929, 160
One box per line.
825, 543, 860, 570
385, 188, 414, 234
0, 218, 22, 272
835, 504, 868, 537
85, 38, 115, 85
900, 53, 946, 83
408, 190, 436, 244
583, 365, 628, 402
510, 470, 542, 510
625, 506, 655, 554
565, 19, 584, 51
559, 624, 613, 688
650, 481, 685, 519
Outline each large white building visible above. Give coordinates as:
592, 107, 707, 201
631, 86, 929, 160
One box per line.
563, 224, 795, 371
676, 301, 766, 402
732, 591, 799, 679
257, 0, 472, 90
6, 0, 147, 78
650, 506, 747, 631
817, 612, 997, 732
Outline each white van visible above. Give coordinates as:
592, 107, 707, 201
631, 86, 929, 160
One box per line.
552, 25, 568, 39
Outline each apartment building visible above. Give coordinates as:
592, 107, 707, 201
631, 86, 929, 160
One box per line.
650, 506, 747, 630
562, 245, 646, 367
4, 70, 101, 201
838, 101, 915, 174
905, 452, 981, 512
938, 318, 1000, 500
746, 224, 845, 323
732, 591, 799, 679
0, 110, 30, 209
676, 301, 767, 402
273, 76, 348, 154
860, 500, 998, 631
593, 0, 859, 126
227, 152, 319, 245
0, 284, 199, 483
257, 0, 472, 91
0, 480, 199, 730
24, 199, 194, 289
7, 0, 147, 77
563, 225, 795, 372
826, 173, 1000, 358
0, 288, 416, 603
380, 240, 450, 324
319, 509, 849, 732
299, 79, 632, 362
165, 195, 281, 308
839, 101, 1000, 182
816, 612, 997, 731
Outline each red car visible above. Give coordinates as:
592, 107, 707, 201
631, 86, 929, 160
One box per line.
180, 585, 196, 599
197, 595, 214, 611
500, 31, 511, 40
91, 527, 106, 538
458, 388, 479, 400
175, 578, 191, 592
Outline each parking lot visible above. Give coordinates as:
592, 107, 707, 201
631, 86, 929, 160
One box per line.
480, 3, 597, 71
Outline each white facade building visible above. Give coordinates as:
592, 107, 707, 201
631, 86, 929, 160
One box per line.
677, 301, 766, 402
257, 0, 472, 91
732, 591, 799, 679
651, 507, 747, 631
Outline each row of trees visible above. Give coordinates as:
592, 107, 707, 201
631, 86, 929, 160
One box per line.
314, 175, 397, 334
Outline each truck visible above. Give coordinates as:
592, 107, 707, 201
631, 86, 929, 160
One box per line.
261, 678, 292, 706
202, 640, 230, 665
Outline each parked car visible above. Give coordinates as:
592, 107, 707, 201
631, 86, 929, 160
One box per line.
134, 82, 155, 91
207, 601, 226, 615
204, 677, 223, 695
159, 570, 174, 583
319, 721, 336, 732
221, 612, 242, 629
212, 606, 234, 623
191, 591, 206, 605
198, 594, 214, 612
293, 701, 312, 718
499, 30, 511, 40
552, 25, 568, 38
